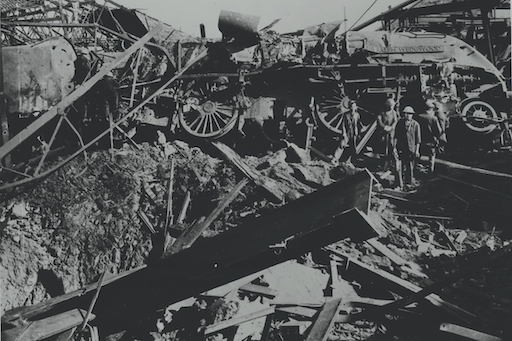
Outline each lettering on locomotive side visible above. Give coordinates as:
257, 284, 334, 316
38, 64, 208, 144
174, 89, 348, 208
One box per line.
367, 45, 444, 53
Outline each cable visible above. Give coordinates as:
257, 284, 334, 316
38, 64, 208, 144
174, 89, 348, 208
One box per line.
346, 0, 379, 33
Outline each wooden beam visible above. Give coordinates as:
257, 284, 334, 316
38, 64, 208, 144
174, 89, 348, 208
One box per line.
276, 306, 318, 318
205, 306, 275, 335
211, 141, 284, 203
355, 243, 512, 319
239, 283, 278, 298
394, 213, 454, 220
202, 269, 268, 297
434, 158, 512, 179
366, 238, 406, 266
324, 247, 476, 322
177, 191, 191, 224
438, 175, 512, 198
165, 178, 248, 255
305, 298, 343, 341
356, 120, 378, 155
1, 309, 94, 341
4, 171, 376, 336
0, 24, 164, 162
1, 266, 145, 324
440, 323, 503, 341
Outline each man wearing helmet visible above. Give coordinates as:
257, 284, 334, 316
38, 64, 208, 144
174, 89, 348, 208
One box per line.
417, 100, 442, 173
377, 97, 399, 172
331, 100, 363, 165
395, 106, 421, 189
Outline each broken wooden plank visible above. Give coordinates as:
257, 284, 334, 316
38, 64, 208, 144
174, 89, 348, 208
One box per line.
276, 306, 318, 318
163, 160, 175, 251
359, 243, 512, 319
177, 191, 191, 224
54, 327, 76, 341
1, 309, 94, 341
309, 146, 331, 162
205, 306, 275, 335
281, 319, 312, 335
5, 171, 376, 336
366, 238, 406, 266
356, 120, 378, 154
438, 174, 512, 198
325, 247, 476, 322
137, 210, 156, 234
202, 269, 268, 297
394, 213, 453, 221
439, 323, 503, 341
1, 266, 145, 324
434, 157, 512, 179
260, 313, 274, 341
78, 267, 107, 334
165, 178, 248, 255
239, 283, 278, 298
305, 298, 343, 341
211, 141, 284, 203
329, 259, 343, 298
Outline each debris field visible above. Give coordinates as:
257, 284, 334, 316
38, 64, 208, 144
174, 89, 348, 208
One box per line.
0, 1, 511, 341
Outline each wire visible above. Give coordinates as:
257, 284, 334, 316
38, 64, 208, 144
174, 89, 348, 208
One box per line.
346, 0, 379, 33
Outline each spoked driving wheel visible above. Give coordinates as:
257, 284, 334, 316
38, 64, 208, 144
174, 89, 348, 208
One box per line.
460, 100, 498, 134
178, 80, 240, 139
315, 84, 352, 135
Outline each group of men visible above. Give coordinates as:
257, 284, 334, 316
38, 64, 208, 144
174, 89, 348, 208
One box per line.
332, 96, 446, 190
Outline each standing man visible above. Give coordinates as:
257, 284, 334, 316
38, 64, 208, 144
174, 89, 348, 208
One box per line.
417, 100, 442, 173
431, 100, 449, 153
332, 100, 363, 164
377, 98, 399, 172
395, 106, 421, 189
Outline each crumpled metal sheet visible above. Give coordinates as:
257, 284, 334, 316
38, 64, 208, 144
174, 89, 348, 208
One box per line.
2, 37, 76, 115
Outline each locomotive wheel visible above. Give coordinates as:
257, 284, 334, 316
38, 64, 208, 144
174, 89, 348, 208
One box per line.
461, 100, 498, 134
178, 81, 239, 138
315, 86, 351, 135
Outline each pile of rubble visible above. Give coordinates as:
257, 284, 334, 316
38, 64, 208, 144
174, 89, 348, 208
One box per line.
1, 135, 511, 341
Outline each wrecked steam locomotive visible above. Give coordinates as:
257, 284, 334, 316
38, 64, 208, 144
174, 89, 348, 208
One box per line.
0, 2, 510, 189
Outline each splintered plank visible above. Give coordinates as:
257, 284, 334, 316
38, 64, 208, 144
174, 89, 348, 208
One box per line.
305, 298, 343, 341
211, 141, 284, 203
276, 306, 318, 318
4, 170, 376, 335
165, 178, 248, 255
366, 238, 406, 266
1, 309, 93, 341
439, 323, 503, 341
239, 283, 278, 298
325, 247, 476, 322
205, 306, 275, 335
202, 269, 268, 297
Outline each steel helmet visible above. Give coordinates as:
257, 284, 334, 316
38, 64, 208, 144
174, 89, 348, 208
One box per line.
403, 106, 415, 114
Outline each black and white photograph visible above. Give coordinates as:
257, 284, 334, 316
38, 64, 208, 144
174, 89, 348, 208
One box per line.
0, 0, 511, 340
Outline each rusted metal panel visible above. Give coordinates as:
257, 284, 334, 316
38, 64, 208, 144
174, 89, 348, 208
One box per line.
2, 37, 75, 115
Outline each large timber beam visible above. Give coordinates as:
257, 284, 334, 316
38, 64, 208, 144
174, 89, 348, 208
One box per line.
2, 170, 377, 336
